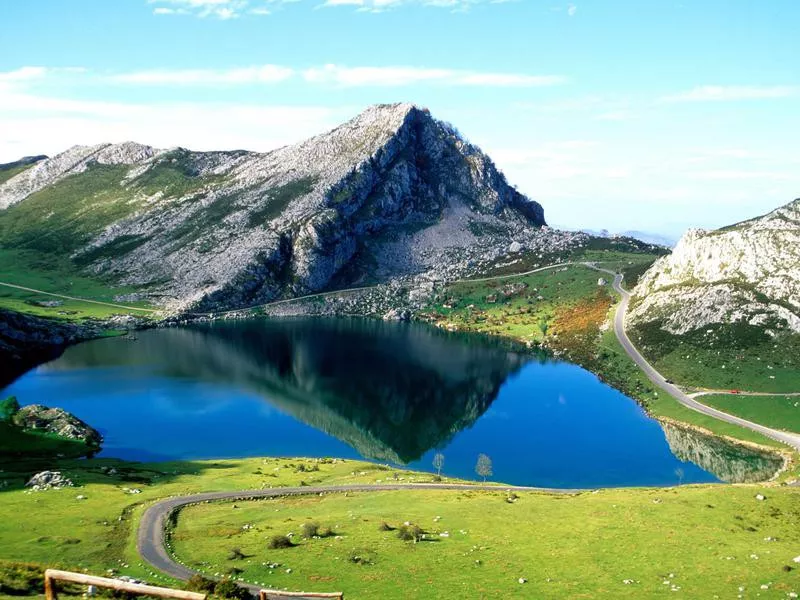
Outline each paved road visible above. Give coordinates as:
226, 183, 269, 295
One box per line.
607, 271, 800, 451
138, 483, 580, 597
690, 390, 800, 398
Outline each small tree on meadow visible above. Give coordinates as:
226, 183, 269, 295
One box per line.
538, 318, 549, 338
475, 454, 493, 482
0, 396, 19, 421
674, 467, 685, 485
432, 452, 445, 477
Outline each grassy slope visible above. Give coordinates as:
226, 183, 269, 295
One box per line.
629, 321, 800, 394
0, 456, 797, 600
0, 163, 38, 186
700, 394, 800, 434
0, 457, 454, 587
418, 251, 784, 448
172, 486, 800, 599
0, 423, 92, 459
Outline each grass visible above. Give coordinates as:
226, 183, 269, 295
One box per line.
420, 264, 608, 344
0, 456, 448, 588
700, 394, 800, 434
629, 321, 800, 394
0, 423, 93, 460
0, 248, 156, 321
169, 486, 800, 599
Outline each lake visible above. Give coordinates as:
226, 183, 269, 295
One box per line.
1, 317, 781, 487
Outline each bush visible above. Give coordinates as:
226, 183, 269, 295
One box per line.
0, 560, 44, 595
214, 579, 252, 600
267, 535, 295, 549
378, 521, 395, 532
397, 524, 424, 542
301, 522, 319, 538
227, 547, 245, 560
185, 574, 216, 594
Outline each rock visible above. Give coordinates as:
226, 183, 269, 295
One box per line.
12, 405, 102, 447
518, 578, 527, 584
597, 277, 607, 286
25, 471, 73, 490
509, 241, 522, 253
755, 494, 766, 501
630, 198, 800, 335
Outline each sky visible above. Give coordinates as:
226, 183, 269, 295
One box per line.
1, 0, 798, 238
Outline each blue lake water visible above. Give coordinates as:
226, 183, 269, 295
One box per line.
1, 317, 767, 487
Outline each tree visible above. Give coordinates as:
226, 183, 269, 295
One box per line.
0, 396, 19, 422
432, 452, 445, 477
674, 467, 685, 485
475, 453, 493, 482
538, 318, 549, 338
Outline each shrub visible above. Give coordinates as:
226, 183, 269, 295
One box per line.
267, 535, 295, 549
227, 547, 246, 560
378, 522, 395, 532
397, 524, 424, 542
0, 560, 44, 595
185, 574, 216, 594
214, 579, 252, 600
301, 522, 319, 538
349, 549, 376, 566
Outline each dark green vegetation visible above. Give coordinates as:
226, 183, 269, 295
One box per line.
169, 486, 800, 599
701, 394, 800, 434
629, 321, 800, 394
0, 398, 95, 460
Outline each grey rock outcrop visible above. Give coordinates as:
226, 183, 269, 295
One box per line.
629, 198, 800, 335
25, 470, 74, 490
12, 405, 102, 446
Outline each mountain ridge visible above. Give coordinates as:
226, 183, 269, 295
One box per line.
0, 103, 568, 313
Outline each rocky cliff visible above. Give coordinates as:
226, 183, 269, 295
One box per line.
629, 199, 800, 335
0, 103, 566, 313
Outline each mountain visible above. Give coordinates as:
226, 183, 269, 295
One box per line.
581, 228, 676, 248
0, 103, 561, 313
0, 155, 48, 186
629, 198, 800, 336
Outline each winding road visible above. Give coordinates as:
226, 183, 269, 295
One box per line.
606, 270, 800, 451
137, 483, 578, 596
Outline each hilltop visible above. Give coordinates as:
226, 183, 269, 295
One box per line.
0, 103, 581, 313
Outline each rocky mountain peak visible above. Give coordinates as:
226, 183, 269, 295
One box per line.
0, 104, 568, 313
630, 197, 800, 335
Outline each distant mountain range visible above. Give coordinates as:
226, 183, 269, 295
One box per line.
581, 228, 677, 248
0, 103, 586, 313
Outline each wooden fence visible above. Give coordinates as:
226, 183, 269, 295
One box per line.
44, 569, 207, 600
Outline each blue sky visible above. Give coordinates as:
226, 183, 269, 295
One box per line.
1, 0, 798, 237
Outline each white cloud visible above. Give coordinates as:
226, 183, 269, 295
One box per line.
302, 64, 566, 87
147, 0, 518, 17
661, 85, 799, 103
0, 89, 345, 161
567, 3, 577, 16
149, 0, 248, 19
110, 65, 294, 85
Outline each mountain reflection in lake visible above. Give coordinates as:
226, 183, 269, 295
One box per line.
1, 318, 780, 487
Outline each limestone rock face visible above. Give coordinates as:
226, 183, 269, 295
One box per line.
12, 405, 103, 446
629, 199, 800, 334
0, 103, 564, 313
